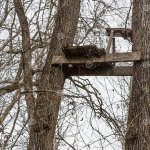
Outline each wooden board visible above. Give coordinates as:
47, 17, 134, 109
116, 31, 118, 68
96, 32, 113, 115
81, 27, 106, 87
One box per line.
52, 52, 141, 65
64, 66, 133, 77
106, 28, 132, 39
63, 45, 106, 58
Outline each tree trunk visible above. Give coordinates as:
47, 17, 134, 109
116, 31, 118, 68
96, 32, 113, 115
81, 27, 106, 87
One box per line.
28, 0, 80, 150
125, 0, 150, 149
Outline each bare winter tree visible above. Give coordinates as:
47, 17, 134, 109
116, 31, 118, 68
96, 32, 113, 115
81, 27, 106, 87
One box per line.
0, 0, 80, 149
14, 0, 80, 149
125, 0, 150, 149
30, 1, 80, 150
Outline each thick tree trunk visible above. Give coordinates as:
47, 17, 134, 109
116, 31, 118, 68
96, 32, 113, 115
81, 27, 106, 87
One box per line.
28, 0, 80, 150
125, 0, 150, 149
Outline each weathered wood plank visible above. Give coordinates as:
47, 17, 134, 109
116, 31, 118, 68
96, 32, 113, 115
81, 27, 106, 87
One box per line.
64, 66, 133, 77
106, 30, 114, 53
106, 28, 132, 39
52, 52, 141, 65
112, 38, 116, 54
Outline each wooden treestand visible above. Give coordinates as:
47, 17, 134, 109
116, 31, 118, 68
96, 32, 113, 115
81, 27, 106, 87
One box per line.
52, 28, 142, 77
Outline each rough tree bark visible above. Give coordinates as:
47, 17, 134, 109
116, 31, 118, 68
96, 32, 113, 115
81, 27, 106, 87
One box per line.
125, 0, 150, 149
27, 0, 80, 150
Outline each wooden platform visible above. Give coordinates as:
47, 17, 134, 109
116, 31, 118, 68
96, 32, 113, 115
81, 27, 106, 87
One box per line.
106, 28, 132, 39
52, 43, 142, 77
53, 52, 141, 65
63, 45, 106, 58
